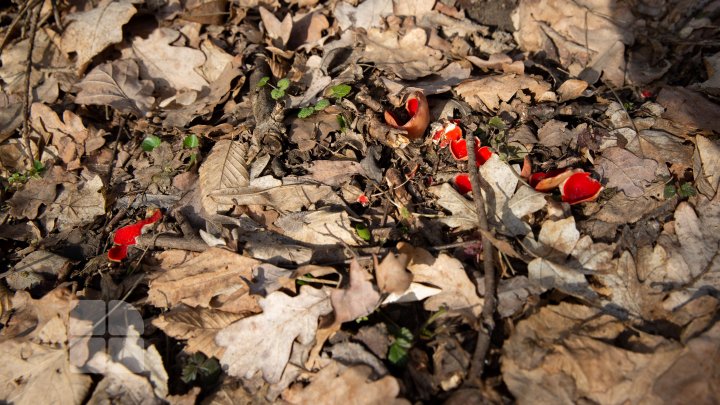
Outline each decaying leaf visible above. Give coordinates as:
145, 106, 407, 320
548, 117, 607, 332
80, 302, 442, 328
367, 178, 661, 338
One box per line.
330, 259, 381, 324
502, 302, 720, 404
333, 0, 393, 30
455, 74, 555, 111
75, 59, 155, 117
283, 361, 409, 405
361, 28, 446, 80
374, 251, 412, 295
44, 174, 106, 231
61, 0, 137, 70
274, 209, 358, 245
215, 286, 332, 383
147, 248, 261, 314
199, 139, 250, 214
693, 135, 720, 197
128, 28, 208, 94
595, 147, 658, 198
430, 182, 477, 231
7, 250, 71, 290
153, 305, 243, 359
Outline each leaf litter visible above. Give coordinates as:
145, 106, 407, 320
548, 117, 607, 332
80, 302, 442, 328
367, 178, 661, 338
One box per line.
1, 0, 719, 403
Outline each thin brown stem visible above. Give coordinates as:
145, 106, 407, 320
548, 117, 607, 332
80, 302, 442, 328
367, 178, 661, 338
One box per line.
20, 2, 42, 167
464, 133, 497, 389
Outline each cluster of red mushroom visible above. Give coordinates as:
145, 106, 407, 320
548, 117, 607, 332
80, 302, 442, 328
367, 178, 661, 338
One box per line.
382, 91, 602, 205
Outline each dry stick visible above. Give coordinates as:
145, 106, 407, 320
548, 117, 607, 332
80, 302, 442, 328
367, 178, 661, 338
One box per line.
20, 2, 42, 167
464, 133, 498, 389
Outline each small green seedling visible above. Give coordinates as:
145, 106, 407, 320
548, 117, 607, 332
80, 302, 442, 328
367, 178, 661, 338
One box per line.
142, 135, 162, 152
355, 223, 371, 241
298, 98, 332, 119
181, 353, 220, 384
388, 327, 414, 366
183, 134, 199, 149
488, 116, 506, 130
258, 76, 290, 100
329, 84, 352, 99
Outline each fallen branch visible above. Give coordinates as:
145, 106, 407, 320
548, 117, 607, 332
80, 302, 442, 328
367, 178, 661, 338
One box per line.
249, 55, 285, 155
464, 132, 498, 389
20, 2, 42, 167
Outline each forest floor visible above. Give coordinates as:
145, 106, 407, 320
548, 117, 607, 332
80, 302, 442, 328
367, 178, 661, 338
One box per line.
1, 0, 719, 403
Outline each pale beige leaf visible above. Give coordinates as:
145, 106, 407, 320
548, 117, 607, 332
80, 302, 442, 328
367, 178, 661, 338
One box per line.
456, 74, 554, 111
595, 147, 658, 198
693, 135, 720, 197
333, 0, 393, 30
3, 287, 76, 344
557, 79, 588, 102
361, 28, 446, 80
0, 340, 92, 404
259, 7, 292, 46
129, 28, 208, 93
274, 209, 358, 245
330, 260, 380, 324
152, 305, 243, 359
215, 286, 332, 383
61, 0, 137, 69
429, 182, 477, 231
44, 174, 106, 231
375, 252, 411, 295
199, 139, 249, 214
305, 160, 366, 187
504, 185, 547, 236
626, 129, 694, 166
393, 0, 435, 17
7, 250, 71, 290
528, 257, 598, 302
147, 248, 260, 313
75, 59, 155, 117
210, 182, 342, 213
283, 362, 409, 405
478, 153, 519, 225
401, 244, 483, 316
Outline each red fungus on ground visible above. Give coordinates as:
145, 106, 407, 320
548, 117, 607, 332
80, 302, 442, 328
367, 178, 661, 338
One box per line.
384, 91, 431, 140
560, 172, 603, 204
108, 209, 162, 262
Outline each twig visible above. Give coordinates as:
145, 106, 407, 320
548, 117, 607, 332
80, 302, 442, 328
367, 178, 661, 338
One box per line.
20, 2, 42, 167
0, 0, 38, 52
464, 133, 498, 389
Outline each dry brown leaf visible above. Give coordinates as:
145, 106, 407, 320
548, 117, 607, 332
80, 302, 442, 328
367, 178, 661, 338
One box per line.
199, 40, 234, 83
129, 28, 208, 94
557, 79, 588, 102
394, 0, 435, 17
2, 287, 75, 344
502, 302, 720, 404
210, 181, 343, 213
697, 51, 720, 95
657, 87, 720, 133
374, 252, 412, 295
274, 209, 358, 245
330, 260, 381, 324
400, 244, 483, 316
147, 248, 261, 313
199, 139, 249, 214
283, 362, 409, 405
259, 7, 293, 46
334, 0, 393, 30
74, 59, 155, 117
31, 103, 90, 170
455, 74, 554, 111
152, 305, 243, 359
305, 160, 366, 187
513, 0, 634, 85
0, 340, 92, 404
7, 250, 71, 290
61, 0, 137, 70
215, 286, 332, 383
0, 93, 23, 143
361, 28, 446, 80
595, 147, 658, 198
693, 135, 720, 197
429, 183, 477, 231
626, 129, 694, 167
43, 173, 105, 232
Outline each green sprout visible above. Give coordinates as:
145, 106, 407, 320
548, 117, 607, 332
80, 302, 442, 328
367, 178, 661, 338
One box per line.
298, 98, 332, 119
142, 135, 162, 152
258, 76, 290, 100
330, 84, 352, 99
388, 327, 414, 366
181, 353, 220, 384
183, 134, 199, 149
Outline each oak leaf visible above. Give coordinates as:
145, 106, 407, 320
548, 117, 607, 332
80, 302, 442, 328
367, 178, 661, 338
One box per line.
75, 59, 155, 117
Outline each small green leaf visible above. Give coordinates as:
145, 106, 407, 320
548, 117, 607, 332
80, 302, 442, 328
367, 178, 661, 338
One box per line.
488, 116, 505, 129
678, 182, 697, 198
257, 76, 270, 87
142, 135, 162, 152
337, 114, 347, 130
183, 134, 199, 149
355, 224, 371, 241
330, 84, 351, 99
271, 88, 285, 100
298, 107, 315, 118
314, 98, 330, 111
664, 184, 677, 199
277, 78, 290, 91
399, 206, 411, 220
388, 327, 413, 365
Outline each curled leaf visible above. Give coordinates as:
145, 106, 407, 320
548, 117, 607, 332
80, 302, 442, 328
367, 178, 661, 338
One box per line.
560, 172, 603, 204
384, 91, 430, 140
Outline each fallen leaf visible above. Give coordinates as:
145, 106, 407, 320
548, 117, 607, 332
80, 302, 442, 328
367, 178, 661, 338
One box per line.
693, 135, 720, 197
7, 250, 71, 290
333, 0, 393, 30
3, 287, 76, 344
259, 7, 293, 46
429, 182, 477, 231
626, 129, 694, 167
147, 248, 261, 313
199, 139, 250, 214
215, 286, 332, 383
274, 209, 358, 245
74, 59, 155, 117
210, 181, 344, 213
478, 154, 519, 225
557, 79, 588, 102
361, 28, 446, 80
401, 244, 483, 316
502, 302, 720, 404
696, 51, 720, 95
455, 74, 554, 111
152, 305, 243, 358
330, 260, 381, 324
504, 185, 547, 236
0, 93, 23, 143
129, 28, 208, 94
305, 160, 366, 187
657, 86, 720, 133
595, 147, 658, 198
513, 0, 634, 85
44, 173, 106, 231
61, 0, 137, 71
374, 251, 412, 295
283, 362, 409, 405
31, 103, 94, 170
393, 0, 435, 17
